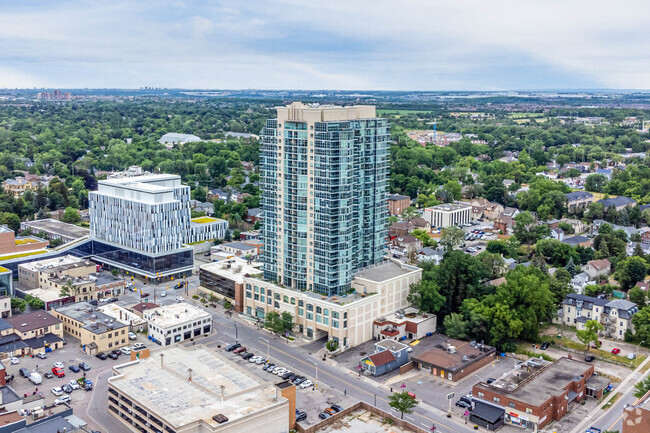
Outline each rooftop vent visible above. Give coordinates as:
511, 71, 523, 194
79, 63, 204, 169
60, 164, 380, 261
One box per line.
212, 414, 228, 424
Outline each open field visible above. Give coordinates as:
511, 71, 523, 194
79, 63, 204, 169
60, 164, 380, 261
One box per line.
377, 109, 434, 116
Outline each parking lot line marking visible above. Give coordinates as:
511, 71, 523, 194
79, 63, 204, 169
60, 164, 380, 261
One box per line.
267, 346, 464, 433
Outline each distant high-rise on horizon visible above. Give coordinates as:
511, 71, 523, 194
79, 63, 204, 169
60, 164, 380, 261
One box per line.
261, 102, 389, 296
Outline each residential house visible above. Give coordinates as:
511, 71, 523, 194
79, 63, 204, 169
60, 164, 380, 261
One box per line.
556, 294, 638, 340
583, 259, 611, 280
5, 311, 64, 354
246, 208, 262, 223
484, 202, 505, 221
597, 196, 637, 212
565, 191, 594, 213
550, 228, 565, 241
570, 272, 594, 294
387, 194, 411, 216
360, 340, 411, 376
207, 188, 228, 202
562, 235, 592, 248
372, 308, 436, 342
560, 218, 588, 234
409, 217, 430, 232
390, 235, 422, 257
635, 281, 649, 292
596, 168, 613, 179
470, 198, 490, 220
639, 227, 650, 244
498, 207, 520, 230
628, 242, 650, 256
389, 222, 415, 237
592, 220, 638, 238
416, 247, 444, 265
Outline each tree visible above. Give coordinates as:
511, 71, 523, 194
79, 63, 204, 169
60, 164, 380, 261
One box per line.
442, 181, 462, 202
628, 287, 647, 306
615, 256, 648, 290
388, 391, 418, 419
434, 251, 488, 315
401, 207, 418, 221
576, 320, 604, 350
513, 211, 537, 244
411, 229, 437, 248
443, 313, 468, 339
631, 307, 650, 345
407, 280, 445, 314
62, 206, 80, 223
440, 227, 464, 251
633, 375, 650, 399
59, 281, 77, 298
0, 213, 20, 234
10, 297, 26, 313
585, 174, 608, 192
565, 257, 578, 277
280, 312, 294, 335
24, 295, 44, 310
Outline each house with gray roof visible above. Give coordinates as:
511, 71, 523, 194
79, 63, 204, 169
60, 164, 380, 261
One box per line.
597, 196, 636, 211
565, 191, 593, 213
556, 293, 638, 340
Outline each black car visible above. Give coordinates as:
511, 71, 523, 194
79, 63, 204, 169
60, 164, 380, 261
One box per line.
287, 373, 297, 381
318, 413, 331, 420
455, 400, 472, 409
79, 362, 91, 371
175, 282, 184, 289
69, 365, 80, 373
44, 372, 54, 379
585, 355, 595, 362
282, 372, 293, 380
460, 396, 473, 405
486, 378, 496, 384
296, 412, 307, 422
108, 352, 119, 360
96, 353, 108, 360
62, 384, 73, 393
242, 352, 254, 360
19, 368, 29, 378
540, 342, 550, 350
330, 405, 343, 413
111, 349, 122, 356
225, 343, 241, 352
108, 297, 119, 303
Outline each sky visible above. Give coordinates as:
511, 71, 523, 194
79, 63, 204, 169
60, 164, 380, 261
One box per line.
1, 0, 649, 90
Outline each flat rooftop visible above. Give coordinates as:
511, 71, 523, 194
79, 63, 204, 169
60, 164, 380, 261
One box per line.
23, 219, 89, 239
426, 203, 471, 212
98, 303, 146, 326
221, 242, 257, 251
353, 260, 419, 283
191, 216, 224, 225
144, 302, 210, 328
374, 307, 433, 325
55, 301, 128, 334
109, 346, 286, 429
18, 255, 87, 273
22, 287, 68, 303
410, 334, 496, 374
475, 357, 591, 407
200, 258, 262, 284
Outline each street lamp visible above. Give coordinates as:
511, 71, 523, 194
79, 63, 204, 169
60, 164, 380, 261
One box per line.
309, 359, 318, 389
474, 374, 484, 383
259, 337, 269, 362
636, 340, 646, 358
234, 324, 238, 344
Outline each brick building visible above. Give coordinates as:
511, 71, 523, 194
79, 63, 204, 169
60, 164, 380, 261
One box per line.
387, 194, 410, 216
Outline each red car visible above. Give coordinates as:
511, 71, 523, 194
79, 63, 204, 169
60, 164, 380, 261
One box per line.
52, 367, 65, 378
233, 347, 247, 354
611, 348, 621, 355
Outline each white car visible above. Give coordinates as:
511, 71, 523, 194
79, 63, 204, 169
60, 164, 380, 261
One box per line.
10, 357, 19, 365
628, 353, 637, 360
275, 368, 288, 376
54, 395, 71, 405
255, 357, 266, 365
53, 362, 64, 369
68, 380, 80, 390
51, 387, 63, 396
128, 332, 137, 340
160, 291, 167, 297
120, 347, 131, 355
35, 352, 47, 359
133, 342, 146, 349
175, 296, 184, 302
99, 297, 109, 303
300, 380, 313, 389
249, 356, 262, 363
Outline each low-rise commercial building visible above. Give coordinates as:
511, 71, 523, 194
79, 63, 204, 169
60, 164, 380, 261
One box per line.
53, 302, 129, 354
372, 307, 436, 341
4, 311, 64, 354
187, 217, 229, 244
623, 389, 650, 433
18, 255, 95, 290
219, 242, 258, 259
0, 226, 48, 259
387, 194, 410, 216
143, 302, 212, 346
20, 219, 90, 244
198, 258, 262, 304
472, 357, 601, 431
99, 303, 148, 333
241, 260, 422, 351
423, 203, 471, 228
360, 340, 410, 376
107, 345, 292, 433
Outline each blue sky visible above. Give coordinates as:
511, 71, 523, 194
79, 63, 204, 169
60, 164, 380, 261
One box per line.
1, 0, 649, 90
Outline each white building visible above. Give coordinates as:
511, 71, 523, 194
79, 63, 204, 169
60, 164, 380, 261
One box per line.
423, 203, 472, 228
143, 302, 212, 346
108, 346, 291, 433
188, 217, 229, 244
98, 303, 148, 332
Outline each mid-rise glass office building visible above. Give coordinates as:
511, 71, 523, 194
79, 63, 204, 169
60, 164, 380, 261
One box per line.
261, 103, 389, 296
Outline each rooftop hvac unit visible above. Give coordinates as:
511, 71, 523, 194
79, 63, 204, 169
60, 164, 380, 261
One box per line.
462, 355, 470, 362
446, 345, 457, 354
395, 313, 403, 319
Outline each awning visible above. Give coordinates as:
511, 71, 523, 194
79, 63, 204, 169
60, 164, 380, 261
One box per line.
568, 391, 578, 402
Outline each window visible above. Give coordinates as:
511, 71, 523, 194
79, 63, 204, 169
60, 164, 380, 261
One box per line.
291, 298, 296, 305
246, 284, 251, 290
247, 306, 252, 315
316, 306, 322, 314
261, 287, 265, 294
254, 286, 259, 293
477, 392, 484, 398
493, 397, 500, 403
268, 290, 272, 297
307, 304, 314, 311
332, 311, 339, 319
333, 320, 339, 328
525, 408, 533, 414
344, 320, 347, 328
299, 300, 304, 307
298, 308, 304, 316
344, 312, 347, 319
274, 301, 280, 308
316, 315, 322, 323
261, 295, 265, 303
254, 294, 259, 301
323, 317, 329, 326
246, 291, 252, 299
509, 402, 516, 408
307, 312, 313, 320
323, 309, 329, 317
275, 293, 280, 300
267, 297, 272, 305
283, 295, 289, 303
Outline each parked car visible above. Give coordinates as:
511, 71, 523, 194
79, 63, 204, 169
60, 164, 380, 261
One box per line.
242, 353, 254, 360
10, 357, 19, 365
120, 347, 131, 355
300, 380, 313, 389
486, 378, 496, 384
225, 343, 241, 352
324, 408, 336, 416
612, 348, 621, 355
62, 384, 73, 393
287, 373, 297, 381
108, 352, 119, 360
294, 377, 306, 385
19, 368, 29, 378
540, 342, 550, 350
96, 353, 108, 360
128, 332, 137, 340
455, 400, 472, 409
53, 362, 64, 369
282, 372, 293, 380
52, 367, 65, 378
51, 387, 63, 396
69, 365, 80, 373
296, 412, 307, 422
460, 395, 473, 405
255, 358, 266, 365
54, 395, 71, 405
585, 355, 595, 362
79, 362, 91, 371
108, 297, 119, 303
44, 372, 54, 379
233, 346, 247, 354
263, 363, 275, 371
330, 405, 344, 413
319, 412, 331, 420
133, 342, 146, 349
35, 352, 47, 359
627, 353, 637, 360
68, 380, 80, 390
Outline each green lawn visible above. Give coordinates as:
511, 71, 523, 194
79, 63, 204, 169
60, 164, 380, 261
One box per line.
377, 109, 433, 116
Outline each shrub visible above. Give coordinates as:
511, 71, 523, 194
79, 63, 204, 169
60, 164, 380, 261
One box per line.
192, 294, 199, 300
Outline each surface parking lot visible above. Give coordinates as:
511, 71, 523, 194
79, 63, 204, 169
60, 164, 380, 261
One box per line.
219, 342, 355, 427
